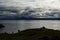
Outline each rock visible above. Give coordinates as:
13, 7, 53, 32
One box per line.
0, 24, 5, 28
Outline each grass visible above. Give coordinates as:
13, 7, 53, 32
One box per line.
0, 27, 60, 40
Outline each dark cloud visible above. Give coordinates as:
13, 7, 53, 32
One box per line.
0, 6, 60, 20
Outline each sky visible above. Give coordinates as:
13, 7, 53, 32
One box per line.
0, 0, 60, 9
0, 0, 60, 18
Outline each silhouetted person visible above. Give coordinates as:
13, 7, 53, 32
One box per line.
40, 26, 46, 30
18, 30, 20, 33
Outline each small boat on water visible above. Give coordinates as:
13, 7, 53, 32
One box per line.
0, 24, 5, 28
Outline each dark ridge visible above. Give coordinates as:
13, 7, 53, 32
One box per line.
0, 27, 60, 40
15, 18, 60, 20
0, 18, 60, 20
21, 27, 56, 32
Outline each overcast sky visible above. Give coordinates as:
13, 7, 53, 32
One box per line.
0, 0, 60, 18
0, 0, 60, 9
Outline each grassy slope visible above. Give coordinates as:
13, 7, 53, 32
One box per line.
0, 27, 60, 40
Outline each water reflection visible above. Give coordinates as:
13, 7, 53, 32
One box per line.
0, 20, 60, 33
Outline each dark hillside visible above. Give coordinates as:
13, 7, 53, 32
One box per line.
0, 27, 60, 40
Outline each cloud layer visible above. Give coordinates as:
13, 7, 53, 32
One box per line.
0, 0, 60, 19
0, 0, 60, 9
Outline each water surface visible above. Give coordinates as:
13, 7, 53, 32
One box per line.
0, 20, 60, 33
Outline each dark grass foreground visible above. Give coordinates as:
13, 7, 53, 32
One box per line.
0, 27, 60, 40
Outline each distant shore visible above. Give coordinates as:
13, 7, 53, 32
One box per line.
0, 18, 60, 20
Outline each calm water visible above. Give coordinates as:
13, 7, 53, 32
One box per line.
0, 20, 60, 33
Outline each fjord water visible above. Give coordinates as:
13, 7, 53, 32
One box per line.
0, 20, 60, 33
